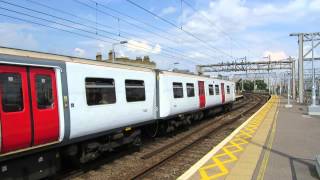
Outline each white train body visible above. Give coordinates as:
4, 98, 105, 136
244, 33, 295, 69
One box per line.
159, 71, 235, 118
158, 71, 201, 118
0, 47, 236, 179
65, 62, 157, 139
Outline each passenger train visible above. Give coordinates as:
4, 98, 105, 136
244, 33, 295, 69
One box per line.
0, 47, 235, 179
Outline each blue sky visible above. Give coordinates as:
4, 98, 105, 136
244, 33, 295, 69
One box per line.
0, 0, 319, 71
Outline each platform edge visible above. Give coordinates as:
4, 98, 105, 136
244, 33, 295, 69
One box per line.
177, 96, 273, 180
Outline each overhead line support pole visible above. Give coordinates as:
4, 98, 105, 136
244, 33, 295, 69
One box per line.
291, 57, 296, 100
298, 34, 304, 103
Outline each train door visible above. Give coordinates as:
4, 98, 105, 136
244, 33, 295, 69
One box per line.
198, 81, 205, 108
221, 83, 225, 104
29, 67, 59, 145
0, 66, 59, 153
0, 66, 32, 153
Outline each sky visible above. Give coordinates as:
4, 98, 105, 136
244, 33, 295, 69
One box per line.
0, 0, 319, 72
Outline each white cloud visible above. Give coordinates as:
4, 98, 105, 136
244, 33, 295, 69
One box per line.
263, 50, 288, 60
188, 51, 208, 58
160, 6, 176, 16
182, 0, 316, 37
118, 50, 126, 57
153, 44, 161, 54
74, 48, 86, 57
164, 0, 320, 65
127, 40, 162, 54
310, 0, 320, 10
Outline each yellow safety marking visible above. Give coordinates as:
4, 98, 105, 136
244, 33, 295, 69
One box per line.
124, 127, 132, 131
256, 108, 279, 180
196, 96, 279, 180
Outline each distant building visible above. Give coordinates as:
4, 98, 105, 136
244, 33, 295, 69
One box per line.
100, 50, 156, 69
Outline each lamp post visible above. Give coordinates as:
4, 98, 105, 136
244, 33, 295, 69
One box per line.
263, 55, 271, 94
285, 71, 292, 108
112, 40, 128, 63
173, 62, 179, 70
311, 34, 316, 106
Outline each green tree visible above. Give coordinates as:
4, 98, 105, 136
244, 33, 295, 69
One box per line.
255, 80, 267, 90
243, 80, 254, 91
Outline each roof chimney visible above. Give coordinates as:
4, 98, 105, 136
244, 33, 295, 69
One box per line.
96, 52, 102, 61
108, 50, 114, 61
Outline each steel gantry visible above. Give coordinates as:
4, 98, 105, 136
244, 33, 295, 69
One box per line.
196, 57, 295, 97
290, 32, 320, 105
196, 57, 293, 73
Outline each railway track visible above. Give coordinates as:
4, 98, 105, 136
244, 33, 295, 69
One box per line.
62, 94, 268, 180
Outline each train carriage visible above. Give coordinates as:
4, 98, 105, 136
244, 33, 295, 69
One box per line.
0, 47, 236, 179
65, 62, 157, 139
158, 71, 235, 119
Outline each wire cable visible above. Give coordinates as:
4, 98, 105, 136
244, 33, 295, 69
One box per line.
0, 2, 203, 63
125, 0, 234, 59
181, 0, 261, 58
73, 0, 219, 61
25, 0, 196, 59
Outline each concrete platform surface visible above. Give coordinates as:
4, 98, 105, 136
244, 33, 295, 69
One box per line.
178, 96, 320, 180
256, 97, 320, 180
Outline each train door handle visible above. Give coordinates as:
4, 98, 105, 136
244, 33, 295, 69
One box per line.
142, 109, 148, 112
173, 104, 177, 108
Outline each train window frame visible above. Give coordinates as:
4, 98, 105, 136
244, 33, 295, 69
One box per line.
125, 79, 146, 102
227, 85, 230, 94
85, 78, 116, 106
208, 84, 214, 95
186, 83, 195, 97
173, 82, 184, 98
35, 75, 54, 109
0, 73, 24, 112
215, 84, 220, 95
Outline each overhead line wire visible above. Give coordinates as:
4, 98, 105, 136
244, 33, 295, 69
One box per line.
74, 0, 220, 61
0, 1, 200, 62
26, 0, 192, 59
1, 0, 119, 37
73, 0, 177, 45
125, 0, 235, 59
0, 9, 196, 63
0, 13, 114, 44
181, 0, 261, 58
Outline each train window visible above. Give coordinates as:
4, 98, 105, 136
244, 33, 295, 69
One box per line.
173, 82, 183, 98
186, 83, 195, 97
227, 85, 230, 94
209, 84, 214, 95
125, 80, 146, 102
36, 75, 54, 109
0, 73, 24, 112
85, 78, 116, 105
215, 85, 220, 95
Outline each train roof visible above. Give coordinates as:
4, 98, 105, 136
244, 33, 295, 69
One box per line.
160, 70, 234, 83
0, 46, 154, 72
0, 47, 234, 83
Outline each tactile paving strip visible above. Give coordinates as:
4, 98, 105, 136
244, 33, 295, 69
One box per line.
189, 96, 278, 180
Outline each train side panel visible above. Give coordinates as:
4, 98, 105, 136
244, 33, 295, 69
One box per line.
204, 79, 223, 108
224, 81, 235, 103
0, 63, 65, 154
158, 72, 200, 118
66, 62, 156, 139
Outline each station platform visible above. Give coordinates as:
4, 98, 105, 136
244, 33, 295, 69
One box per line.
178, 96, 320, 180
235, 95, 244, 101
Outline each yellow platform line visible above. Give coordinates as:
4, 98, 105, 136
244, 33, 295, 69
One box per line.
225, 99, 279, 180
256, 109, 279, 180
178, 96, 279, 180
